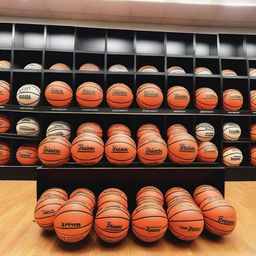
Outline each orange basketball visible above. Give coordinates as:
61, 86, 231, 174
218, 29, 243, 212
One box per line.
201, 199, 237, 236
107, 124, 131, 138
250, 90, 256, 110
71, 133, 104, 166
94, 204, 130, 243
137, 123, 160, 139
167, 202, 204, 241
106, 83, 133, 108
54, 200, 93, 242
167, 124, 188, 138
34, 196, 65, 230
168, 133, 198, 164
98, 188, 128, 202
138, 132, 162, 145
76, 82, 103, 108
223, 89, 243, 111
165, 187, 192, 205
0, 80, 11, 105
45, 81, 73, 107
41, 187, 68, 201
16, 144, 38, 165
70, 194, 95, 210
137, 196, 164, 206
132, 204, 168, 242
0, 114, 10, 132
97, 194, 128, 208
136, 186, 164, 203
197, 142, 218, 162
193, 185, 223, 206
70, 188, 96, 206
138, 136, 167, 166
79, 63, 100, 71
195, 87, 218, 110
167, 86, 190, 109
38, 136, 71, 167
136, 83, 163, 109
167, 196, 194, 209
49, 63, 71, 71
105, 134, 136, 166
251, 147, 256, 165
76, 122, 102, 138
250, 124, 256, 141
0, 142, 10, 165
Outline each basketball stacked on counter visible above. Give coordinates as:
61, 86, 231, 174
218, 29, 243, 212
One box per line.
94, 188, 130, 243
34, 187, 95, 243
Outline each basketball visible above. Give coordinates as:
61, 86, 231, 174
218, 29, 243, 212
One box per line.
0, 80, 11, 105
167, 86, 190, 109
138, 136, 167, 166
136, 186, 164, 203
34, 197, 65, 231
137, 123, 160, 139
168, 133, 198, 164
76, 82, 103, 108
167, 124, 188, 138
136, 83, 163, 109
0, 114, 10, 132
70, 188, 96, 208
196, 122, 215, 142
76, 122, 103, 138
38, 136, 71, 167
16, 84, 41, 107
197, 142, 218, 162
221, 69, 237, 77
16, 144, 38, 165
97, 194, 128, 208
137, 65, 158, 72
0, 60, 11, 68
49, 63, 71, 71
250, 68, 256, 76
16, 117, 40, 137
45, 81, 73, 107
71, 133, 104, 165
46, 121, 71, 140
79, 63, 100, 71
24, 63, 42, 70
105, 134, 136, 165
165, 187, 192, 205
193, 185, 223, 206
250, 90, 256, 110
223, 123, 241, 141
167, 202, 204, 240
223, 147, 243, 166
201, 199, 237, 236
195, 87, 218, 110
108, 64, 128, 72
107, 124, 131, 138
98, 188, 128, 202
106, 83, 133, 109
166, 66, 186, 74
0, 142, 10, 165
223, 89, 243, 111
54, 200, 93, 242
195, 67, 212, 75
137, 196, 164, 206
251, 147, 256, 165
250, 124, 256, 141
94, 204, 130, 243
41, 187, 68, 201
132, 204, 168, 242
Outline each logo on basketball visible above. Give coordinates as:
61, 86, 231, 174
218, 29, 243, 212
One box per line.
78, 144, 95, 152
112, 146, 128, 153
51, 88, 64, 94
61, 223, 81, 228
145, 148, 162, 155
145, 226, 161, 232
43, 147, 60, 154
179, 144, 195, 152
217, 216, 235, 226
106, 222, 122, 231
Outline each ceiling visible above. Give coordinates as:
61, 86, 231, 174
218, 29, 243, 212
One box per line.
0, 0, 256, 28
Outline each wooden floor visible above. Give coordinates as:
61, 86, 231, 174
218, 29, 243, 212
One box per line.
0, 181, 256, 256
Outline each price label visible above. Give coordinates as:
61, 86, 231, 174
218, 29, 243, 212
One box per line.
173, 110, 186, 113
227, 111, 240, 114
51, 108, 67, 111
142, 109, 158, 113
200, 110, 213, 114
112, 109, 128, 112
81, 108, 99, 112
20, 107, 34, 110
0, 105, 5, 109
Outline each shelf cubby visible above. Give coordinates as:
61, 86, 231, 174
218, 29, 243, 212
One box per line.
0, 23, 13, 49
44, 51, 73, 71
75, 52, 104, 71
0, 50, 11, 66
246, 35, 256, 58
13, 50, 43, 70
195, 58, 220, 75
167, 57, 193, 74
221, 59, 248, 76
136, 55, 164, 73
195, 34, 218, 57
107, 54, 134, 72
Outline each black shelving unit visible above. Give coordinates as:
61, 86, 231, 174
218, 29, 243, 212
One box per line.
1, 22, 256, 196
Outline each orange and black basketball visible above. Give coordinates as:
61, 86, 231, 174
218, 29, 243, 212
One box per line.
16, 144, 38, 165
76, 122, 103, 138
107, 124, 131, 138
167, 86, 190, 109
0, 114, 10, 132
195, 87, 218, 110
0, 80, 11, 105
223, 89, 243, 111
197, 142, 218, 162
0, 142, 10, 165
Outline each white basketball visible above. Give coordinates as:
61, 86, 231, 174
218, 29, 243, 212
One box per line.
196, 122, 215, 142
166, 66, 186, 74
24, 63, 42, 70
16, 117, 40, 137
223, 123, 241, 141
16, 84, 41, 107
108, 64, 128, 72
223, 147, 243, 166
195, 67, 212, 75
46, 121, 71, 140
